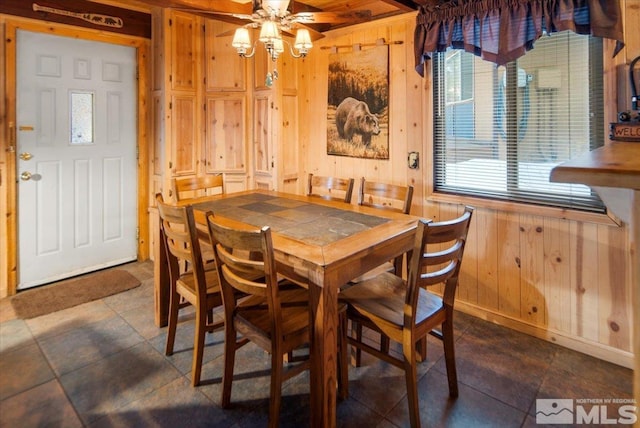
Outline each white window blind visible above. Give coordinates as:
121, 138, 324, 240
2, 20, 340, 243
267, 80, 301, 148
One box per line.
433, 31, 605, 212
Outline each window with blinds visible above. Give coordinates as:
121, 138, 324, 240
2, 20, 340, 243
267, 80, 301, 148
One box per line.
433, 31, 605, 212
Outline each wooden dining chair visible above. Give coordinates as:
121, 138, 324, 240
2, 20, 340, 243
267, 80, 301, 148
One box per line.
206, 213, 348, 428
340, 207, 474, 428
172, 174, 224, 201
307, 173, 355, 203
358, 177, 414, 215
353, 177, 415, 279
156, 193, 224, 386
349, 178, 415, 360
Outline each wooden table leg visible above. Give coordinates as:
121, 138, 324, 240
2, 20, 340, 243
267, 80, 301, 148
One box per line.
308, 272, 339, 428
154, 220, 169, 327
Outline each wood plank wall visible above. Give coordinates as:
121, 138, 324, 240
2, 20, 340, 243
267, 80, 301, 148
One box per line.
0, 20, 6, 298
298, 4, 638, 367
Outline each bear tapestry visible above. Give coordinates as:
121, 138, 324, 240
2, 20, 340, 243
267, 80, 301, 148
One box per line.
327, 45, 389, 159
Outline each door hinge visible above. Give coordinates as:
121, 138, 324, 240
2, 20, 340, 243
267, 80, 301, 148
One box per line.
8, 122, 16, 152
136, 227, 140, 240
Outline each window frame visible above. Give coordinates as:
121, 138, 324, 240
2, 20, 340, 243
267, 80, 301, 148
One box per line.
427, 33, 618, 216
425, 37, 621, 226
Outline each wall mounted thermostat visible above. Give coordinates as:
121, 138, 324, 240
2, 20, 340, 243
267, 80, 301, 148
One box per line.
408, 152, 419, 169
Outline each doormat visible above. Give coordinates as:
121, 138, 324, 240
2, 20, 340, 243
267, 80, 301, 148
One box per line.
10, 269, 141, 319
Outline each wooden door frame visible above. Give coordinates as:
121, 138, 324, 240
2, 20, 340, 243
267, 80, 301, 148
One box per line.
2, 17, 150, 296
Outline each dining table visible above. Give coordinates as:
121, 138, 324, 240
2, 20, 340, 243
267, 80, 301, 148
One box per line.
153, 189, 418, 427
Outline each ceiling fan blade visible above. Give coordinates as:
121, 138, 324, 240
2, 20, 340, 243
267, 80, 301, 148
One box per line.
291, 10, 372, 24
290, 23, 324, 41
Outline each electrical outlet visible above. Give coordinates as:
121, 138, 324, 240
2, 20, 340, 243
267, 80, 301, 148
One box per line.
408, 152, 419, 169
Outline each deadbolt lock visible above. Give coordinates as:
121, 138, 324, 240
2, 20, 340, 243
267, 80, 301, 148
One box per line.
19, 152, 33, 161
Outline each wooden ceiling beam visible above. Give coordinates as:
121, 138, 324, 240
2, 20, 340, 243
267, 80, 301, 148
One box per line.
379, 0, 417, 11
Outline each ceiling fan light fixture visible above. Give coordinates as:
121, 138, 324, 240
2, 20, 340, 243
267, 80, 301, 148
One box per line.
258, 20, 280, 43
232, 27, 255, 57
294, 29, 312, 55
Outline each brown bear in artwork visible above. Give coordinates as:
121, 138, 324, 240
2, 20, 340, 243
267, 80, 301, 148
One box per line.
335, 97, 381, 146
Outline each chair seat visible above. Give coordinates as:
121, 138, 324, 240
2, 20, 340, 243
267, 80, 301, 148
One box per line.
235, 287, 309, 346
176, 267, 221, 306
340, 272, 445, 331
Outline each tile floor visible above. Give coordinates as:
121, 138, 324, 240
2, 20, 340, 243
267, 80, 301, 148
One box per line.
0, 261, 634, 427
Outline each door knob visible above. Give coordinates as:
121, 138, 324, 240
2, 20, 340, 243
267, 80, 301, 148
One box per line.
21, 171, 32, 181
19, 152, 33, 161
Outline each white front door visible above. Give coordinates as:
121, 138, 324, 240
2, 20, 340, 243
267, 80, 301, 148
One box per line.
16, 30, 138, 289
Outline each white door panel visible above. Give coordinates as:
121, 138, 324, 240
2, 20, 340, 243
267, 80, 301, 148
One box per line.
17, 30, 137, 289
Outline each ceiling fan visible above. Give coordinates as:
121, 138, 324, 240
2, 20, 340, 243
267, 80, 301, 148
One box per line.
174, 0, 372, 86
175, 0, 373, 41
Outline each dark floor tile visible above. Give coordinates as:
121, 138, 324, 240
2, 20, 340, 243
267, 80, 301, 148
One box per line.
385, 369, 527, 428
117, 299, 164, 340
465, 318, 559, 363
89, 376, 235, 428
345, 352, 415, 419
438, 326, 551, 412
336, 394, 393, 428
26, 300, 117, 340
148, 316, 226, 378
103, 278, 155, 315
197, 343, 276, 422
550, 347, 633, 395
375, 419, 401, 428
59, 342, 181, 425
0, 342, 55, 400
38, 315, 145, 376
0, 319, 33, 354
117, 260, 154, 283
0, 379, 83, 428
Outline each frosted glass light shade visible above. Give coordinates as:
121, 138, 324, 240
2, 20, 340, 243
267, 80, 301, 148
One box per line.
232, 28, 251, 49
274, 38, 284, 54
259, 21, 279, 43
294, 29, 313, 51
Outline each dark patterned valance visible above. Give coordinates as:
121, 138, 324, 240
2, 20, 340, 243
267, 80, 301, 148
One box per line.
413, 0, 624, 76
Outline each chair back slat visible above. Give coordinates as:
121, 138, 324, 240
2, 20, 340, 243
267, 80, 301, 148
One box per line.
207, 213, 283, 327
172, 174, 224, 201
406, 206, 474, 310
307, 173, 355, 203
358, 177, 414, 214
156, 194, 208, 300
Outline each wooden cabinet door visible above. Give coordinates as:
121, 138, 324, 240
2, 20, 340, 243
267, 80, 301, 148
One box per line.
204, 19, 246, 92
170, 11, 199, 91
171, 94, 198, 176
254, 93, 273, 176
204, 95, 246, 173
